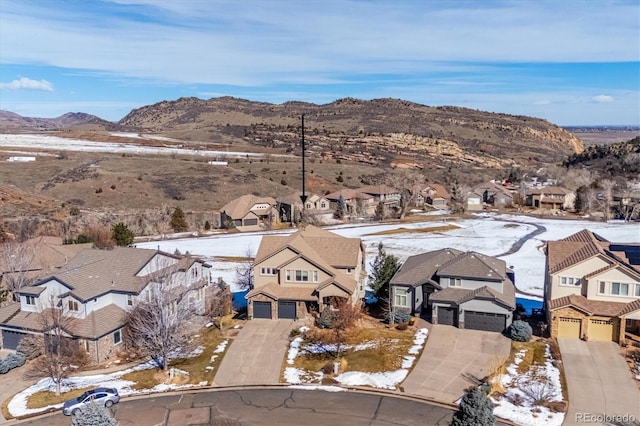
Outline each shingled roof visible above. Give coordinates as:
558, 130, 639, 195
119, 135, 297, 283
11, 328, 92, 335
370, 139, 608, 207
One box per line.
548, 293, 629, 317
220, 194, 277, 219
390, 248, 462, 287
437, 251, 507, 281
430, 282, 515, 310
546, 229, 640, 275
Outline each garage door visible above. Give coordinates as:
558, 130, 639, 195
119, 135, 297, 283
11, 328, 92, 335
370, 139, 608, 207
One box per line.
589, 319, 613, 341
243, 218, 258, 226
253, 301, 272, 319
558, 317, 581, 338
465, 311, 506, 332
1, 330, 26, 350
278, 301, 296, 319
438, 307, 457, 326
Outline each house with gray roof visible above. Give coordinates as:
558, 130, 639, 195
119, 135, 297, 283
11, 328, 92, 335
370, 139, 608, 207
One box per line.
390, 249, 516, 332
0, 247, 212, 364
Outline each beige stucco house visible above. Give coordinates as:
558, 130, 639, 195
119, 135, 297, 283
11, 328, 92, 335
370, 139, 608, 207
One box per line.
220, 194, 279, 231
246, 225, 366, 319
545, 229, 640, 343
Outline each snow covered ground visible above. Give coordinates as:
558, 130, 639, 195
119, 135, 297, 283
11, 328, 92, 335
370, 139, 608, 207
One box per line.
137, 214, 638, 297
0, 134, 294, 159
284, 327, 429, 390
7, 340, 228, 418
491, 344, 565, 426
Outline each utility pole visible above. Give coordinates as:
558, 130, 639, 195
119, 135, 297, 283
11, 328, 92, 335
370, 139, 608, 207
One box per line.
300, 114, 307, 208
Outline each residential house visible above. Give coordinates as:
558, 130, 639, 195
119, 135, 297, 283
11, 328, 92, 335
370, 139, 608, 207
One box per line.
545, 229, 640, 343
465, 192, 484, 212
246, 225, 366, 319
423, 183, 451, 209
357, 185, 402, 209
0, 247, 212, 364
324, 188, 375, 217
526, 186, 575, 211
220, 194, 279, 231
390, 249, 516, 332
277, 193, 333, 224
472, 181, 514, 208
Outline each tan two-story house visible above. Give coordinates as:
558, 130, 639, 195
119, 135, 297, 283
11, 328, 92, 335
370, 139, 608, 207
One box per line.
545, 229, 640, 343
246, 225, 366, 319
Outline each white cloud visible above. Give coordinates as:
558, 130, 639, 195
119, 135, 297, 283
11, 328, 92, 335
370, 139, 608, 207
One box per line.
0, 77, 53, 91
592, 94, 614, 103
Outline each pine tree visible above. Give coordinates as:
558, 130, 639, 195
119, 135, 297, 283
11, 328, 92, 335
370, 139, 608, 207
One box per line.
204, 220, 211, 230
367, 242, 400, 300
452, 387, 495, 426
334, 195, 346, 219
111, 223, 134, 247
170, 207, 188, 232
70, 400, 118, 426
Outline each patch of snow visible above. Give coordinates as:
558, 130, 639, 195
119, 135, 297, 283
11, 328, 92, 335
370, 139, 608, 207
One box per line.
334, 370, 409, 389
205, 322, 214, 328
288, 385, 345, 392
287, 337, 304, 364
491, 344, 565, 426
214, 340, 228, 354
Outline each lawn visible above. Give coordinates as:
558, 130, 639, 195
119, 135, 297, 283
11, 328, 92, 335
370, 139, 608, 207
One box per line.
283, 322, 426, 388
23, 319, 234, 411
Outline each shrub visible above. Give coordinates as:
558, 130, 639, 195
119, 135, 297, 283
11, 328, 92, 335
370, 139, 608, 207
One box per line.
509, 320, 533, 342
452, 387, 496, 426
70, 207, 80, 216
318, 309, 334, 329
204, 220, 211, 230
396, 322, 408, 331
112, 222, 134, 246
95, 187, 103, 194
0, 352, 26, 374
388, 310, 411, 324
70, 400, 117, 426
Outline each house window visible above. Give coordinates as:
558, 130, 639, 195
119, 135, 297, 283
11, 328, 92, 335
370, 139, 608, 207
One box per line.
321, 201, 326, 208
68, 300, 79, 311
286, 270, 291, 281
346, 268, 353, 274
25, 296, 36, 305
85, 340, 90, 353
192, 268, 198, 278
395, 289, 408, 307
313, 270, 318, 282
598, 281, 606, 294
295, 270, 309, 282
261, 267, 276, 276
611, 282, 629, 296
113, 330, 121, 345
636, 284, 640, 297
449, 278, 461, 287
127, 295, 133, 306
561, 277, 567, 285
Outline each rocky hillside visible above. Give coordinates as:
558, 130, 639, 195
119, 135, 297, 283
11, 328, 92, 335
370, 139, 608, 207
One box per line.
564, 136, 640, 179
119, 97, 584, 169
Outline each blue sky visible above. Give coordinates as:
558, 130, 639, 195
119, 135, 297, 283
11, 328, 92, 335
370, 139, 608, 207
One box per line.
0, 0, 638, 126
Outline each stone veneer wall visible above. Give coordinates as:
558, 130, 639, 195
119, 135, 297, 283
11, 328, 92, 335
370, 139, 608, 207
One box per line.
84, 329, 124, 365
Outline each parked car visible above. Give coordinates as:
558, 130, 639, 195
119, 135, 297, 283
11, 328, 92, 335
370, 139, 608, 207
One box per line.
62, 387, 120, 416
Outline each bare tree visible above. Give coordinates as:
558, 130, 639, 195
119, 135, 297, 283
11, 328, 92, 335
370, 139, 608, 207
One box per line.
24, 296, 87, 395
449, 181, 471, 214
326, 298, 363, 360
599, 179, 616, 221
235, 245, 255, 290
0, 240, 36, 302
208, 285, 232, 330
125, 264, 201, 371
387, 171, 425, 218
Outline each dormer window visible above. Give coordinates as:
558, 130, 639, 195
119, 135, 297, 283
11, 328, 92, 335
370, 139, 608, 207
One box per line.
127, 295, 133, 306
449, 278, 461, 287
261, 267, 277, 276
68, 300, 79, 311
25, 296, 36, 306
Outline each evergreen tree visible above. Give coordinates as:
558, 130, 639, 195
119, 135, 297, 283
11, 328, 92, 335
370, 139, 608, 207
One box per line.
367, 243, 400, 300
111, 223, 134, 247
204, 220, 211, 230
452, 387, 495, 426
334, 195, 347, 219
70, 400, 118, 426
170, 207, 188, 232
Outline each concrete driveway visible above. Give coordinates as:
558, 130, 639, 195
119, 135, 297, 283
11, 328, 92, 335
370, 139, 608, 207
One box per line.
402, 325, 511, 404
213, 319, 299, 386
558, 338, 640, 425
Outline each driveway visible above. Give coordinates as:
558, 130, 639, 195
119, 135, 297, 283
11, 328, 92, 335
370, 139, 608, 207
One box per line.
558, 338, 640, 425
213, 319, 299, 386
402, 325, 511, 404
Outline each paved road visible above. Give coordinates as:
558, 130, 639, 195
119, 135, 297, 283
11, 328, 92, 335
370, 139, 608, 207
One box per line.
558, 338, 640, 425
402, 325, 511, 404
213, 319, 299, 386
16, 388, 457, 426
